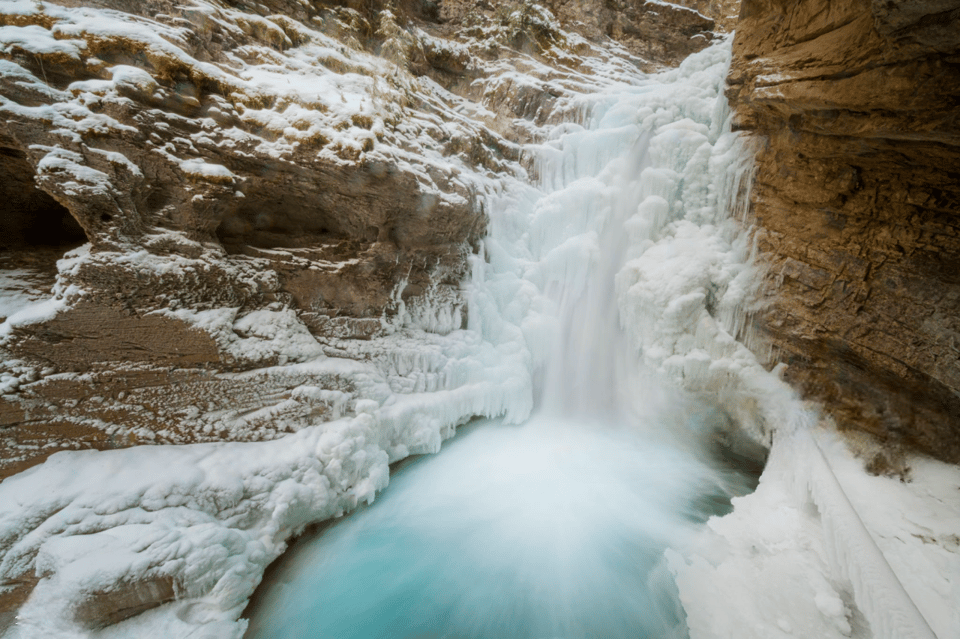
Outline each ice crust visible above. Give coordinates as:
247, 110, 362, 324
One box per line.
1, 12, 956, 639
1, 409, 390, 638
796, 429, 939, 639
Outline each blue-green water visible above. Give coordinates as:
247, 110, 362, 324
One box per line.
244, 411, 756, 639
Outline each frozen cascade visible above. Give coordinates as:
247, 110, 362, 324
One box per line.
242, 38, 768, 639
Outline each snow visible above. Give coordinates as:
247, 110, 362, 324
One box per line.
671, 421, 958, 639
0, 252, 75, 345
160, 307, 326, 365
1, 412, 391, 639
179, 158, 236, 182
0, 4, 957, 638
33, 146, 116, 197
645, 0, 710, 20
0, 270, 53, 326
812, 430, 958, 639
0, 25, 84, 60
0, 296, 67, 339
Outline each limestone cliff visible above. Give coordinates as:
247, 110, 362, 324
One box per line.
728, 0, 960, 463
0, 0, 483, 479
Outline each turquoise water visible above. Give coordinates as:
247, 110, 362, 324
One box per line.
244, 410, 757, 639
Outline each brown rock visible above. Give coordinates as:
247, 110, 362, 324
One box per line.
73, 576, 178, 629
730, 0, 960, 462
0, 0, 488, 481
441, 0, 718, 68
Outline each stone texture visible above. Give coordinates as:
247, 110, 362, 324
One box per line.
440, 0, 718, 67
540, 0, 716, 66
728, 0, 960, 462
0, 0, 488, 483
71, 576, 178, 629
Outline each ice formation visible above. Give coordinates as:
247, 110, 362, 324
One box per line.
672, 421, 959, 639
1, 13, 957, 639
242, 35, 768, 639
243, 413, 747, 639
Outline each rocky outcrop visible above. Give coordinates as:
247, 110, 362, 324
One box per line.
728, 0, 960, 463
0, 0, 491, 479
530, 0, 717, 65
0, 0, 719, 480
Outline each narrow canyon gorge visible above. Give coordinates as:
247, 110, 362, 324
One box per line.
0, 1, 957, 638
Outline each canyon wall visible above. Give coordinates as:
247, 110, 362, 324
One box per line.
3, 0, 957, 479
0, 0, 484, 480
728, 0, 960, 463
0, 0, 717, 479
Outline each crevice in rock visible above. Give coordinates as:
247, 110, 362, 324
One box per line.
0, 146, 87, 320
215, 206, 345, 253
0, 146, 87, 253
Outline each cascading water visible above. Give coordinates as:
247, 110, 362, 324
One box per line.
244, 38, 765, 639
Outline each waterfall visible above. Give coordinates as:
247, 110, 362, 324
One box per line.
244, 37, 767, 639
535, 127, 652, 422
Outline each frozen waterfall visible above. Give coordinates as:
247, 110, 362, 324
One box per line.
243, 38, 767, 639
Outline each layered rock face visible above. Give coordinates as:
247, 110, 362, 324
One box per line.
0, 0, 484, 478
728, 0, 960, 463
0, 1, 717, 477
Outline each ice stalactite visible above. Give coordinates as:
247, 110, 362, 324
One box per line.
467, 35, 791, 451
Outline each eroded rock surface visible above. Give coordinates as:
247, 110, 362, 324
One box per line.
0, 1, 716, 476
0, 0, 470, 478
729, 0, 960, 462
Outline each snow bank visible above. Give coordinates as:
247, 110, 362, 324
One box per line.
1, 412, 389, 639
0, 25, 84, 60
0, 354, 528, 639
668, 432, 860, 639
796, 428, 945, 639
671, 417, 957, 639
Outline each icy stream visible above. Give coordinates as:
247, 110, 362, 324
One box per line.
243, 413, 756, 639
243, 40, 764, 639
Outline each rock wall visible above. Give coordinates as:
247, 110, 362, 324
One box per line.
0, 0, 486, 479
728, 0, 960, 463
0, 0, 717, 480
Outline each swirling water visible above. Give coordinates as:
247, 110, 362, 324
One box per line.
244, 409, 754, 639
